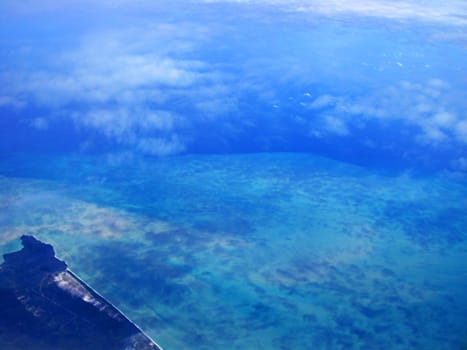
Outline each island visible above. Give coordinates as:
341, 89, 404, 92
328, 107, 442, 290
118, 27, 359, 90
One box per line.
0, 235, 163, 350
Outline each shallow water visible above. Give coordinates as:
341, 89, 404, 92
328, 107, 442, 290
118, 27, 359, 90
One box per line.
1, 152, 466, 349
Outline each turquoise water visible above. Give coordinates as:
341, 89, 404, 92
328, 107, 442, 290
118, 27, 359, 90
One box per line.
1, 152, 466, 349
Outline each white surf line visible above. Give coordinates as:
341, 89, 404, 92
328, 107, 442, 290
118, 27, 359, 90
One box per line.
66, 268, 164, 350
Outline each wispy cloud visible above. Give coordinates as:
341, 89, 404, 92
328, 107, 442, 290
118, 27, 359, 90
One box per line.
0, 23, 235, 155
20, 25, 207, 105
322, 115, 350, 136
6, 0, 466, 26
1, 0, 466, 169
0, 96, 25, 109
203, 0, 467, 26
302, 78, 467, 147
136, 136, 185, 156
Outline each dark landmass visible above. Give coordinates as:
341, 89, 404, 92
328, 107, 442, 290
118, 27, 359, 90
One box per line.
0, 235, 162, 350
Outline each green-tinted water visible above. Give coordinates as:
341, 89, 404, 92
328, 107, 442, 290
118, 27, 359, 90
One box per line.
1, 153, 466, 349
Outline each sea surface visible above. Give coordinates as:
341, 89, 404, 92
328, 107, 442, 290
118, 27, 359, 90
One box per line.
1, 152, 466, 349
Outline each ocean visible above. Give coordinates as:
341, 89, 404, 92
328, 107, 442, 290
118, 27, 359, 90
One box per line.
1, 152, 466, 349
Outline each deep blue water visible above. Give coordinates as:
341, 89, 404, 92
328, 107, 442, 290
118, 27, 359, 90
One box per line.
1, 1, 467, 171
1, 0, 467, 349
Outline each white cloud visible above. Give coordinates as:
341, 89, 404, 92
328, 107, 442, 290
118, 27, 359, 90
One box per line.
307, 95, 338, 109
456, 120, 467, 143
0, 0, 171, 16
303, 79, 466, 146
1, 0, 465, 164
136, 136, 185, 156
75, 108, 178, 138
323, 115, 349, 136
19, 30, 204, 108
141, 112, 176, 131
431, 111, 457, 129
417, 126, 447, 145
0, 23, 236, 155
202, 0, 467, 26
0, 95, 25, 109
4, 0, 465, 26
